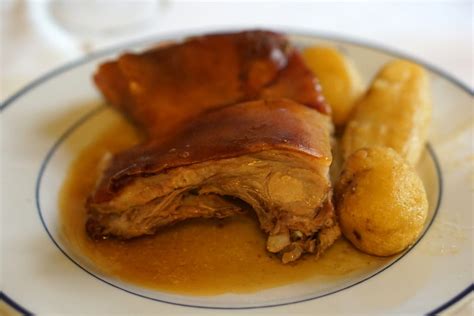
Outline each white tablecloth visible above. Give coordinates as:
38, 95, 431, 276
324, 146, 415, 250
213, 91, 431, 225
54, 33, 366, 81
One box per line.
0, 1, 472, 314
1, 0, 472, 102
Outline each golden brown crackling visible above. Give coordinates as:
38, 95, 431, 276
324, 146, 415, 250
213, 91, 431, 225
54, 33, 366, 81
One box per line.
94, 30, 329, 139
90, 98, 332, 204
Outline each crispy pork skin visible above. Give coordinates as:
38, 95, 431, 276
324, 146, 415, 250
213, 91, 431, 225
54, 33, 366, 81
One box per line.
94, 30, 329, 139
87, 99, 339, 263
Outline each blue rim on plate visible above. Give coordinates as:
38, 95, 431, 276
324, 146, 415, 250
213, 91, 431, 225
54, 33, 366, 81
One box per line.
34, 105, 441, 310
0, 292, 33, 315
1, 28, 472, 314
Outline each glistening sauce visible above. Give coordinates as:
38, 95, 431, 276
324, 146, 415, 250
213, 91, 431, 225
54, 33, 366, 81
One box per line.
59, 116, 387, 295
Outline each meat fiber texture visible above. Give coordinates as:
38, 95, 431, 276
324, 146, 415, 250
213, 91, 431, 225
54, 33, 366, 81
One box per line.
89, 31, 339, 263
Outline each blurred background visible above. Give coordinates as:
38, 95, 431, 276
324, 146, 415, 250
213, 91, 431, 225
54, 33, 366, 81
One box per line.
0, 0, 472, 101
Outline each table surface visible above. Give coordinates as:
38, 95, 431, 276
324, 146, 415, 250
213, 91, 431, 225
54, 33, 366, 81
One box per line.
0, 0, 472, 314
1, 0, 472, 102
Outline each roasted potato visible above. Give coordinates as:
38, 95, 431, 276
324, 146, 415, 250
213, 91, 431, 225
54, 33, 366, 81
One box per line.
335, 147, 428, 256
303, 46, 364, 126
341, 59, 431, 165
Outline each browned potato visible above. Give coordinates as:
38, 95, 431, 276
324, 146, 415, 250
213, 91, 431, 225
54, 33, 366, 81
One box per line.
342, 59, 431, 165
335, 147, 428, 256
303, 46, 364, 126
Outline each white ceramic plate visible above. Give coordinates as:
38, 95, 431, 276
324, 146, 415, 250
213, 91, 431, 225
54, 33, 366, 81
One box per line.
2, 30, 472, 315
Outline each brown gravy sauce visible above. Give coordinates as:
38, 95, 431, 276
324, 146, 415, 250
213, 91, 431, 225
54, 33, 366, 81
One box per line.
59, 116, 387, 295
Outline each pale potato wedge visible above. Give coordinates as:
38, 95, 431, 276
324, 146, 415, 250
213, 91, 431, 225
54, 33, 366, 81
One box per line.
303, 46, 364, 126
335, 147, 428, 256
341, 59, 432, 165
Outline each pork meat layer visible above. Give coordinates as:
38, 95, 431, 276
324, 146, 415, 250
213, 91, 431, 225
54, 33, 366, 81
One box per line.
87, 99, 340, 263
